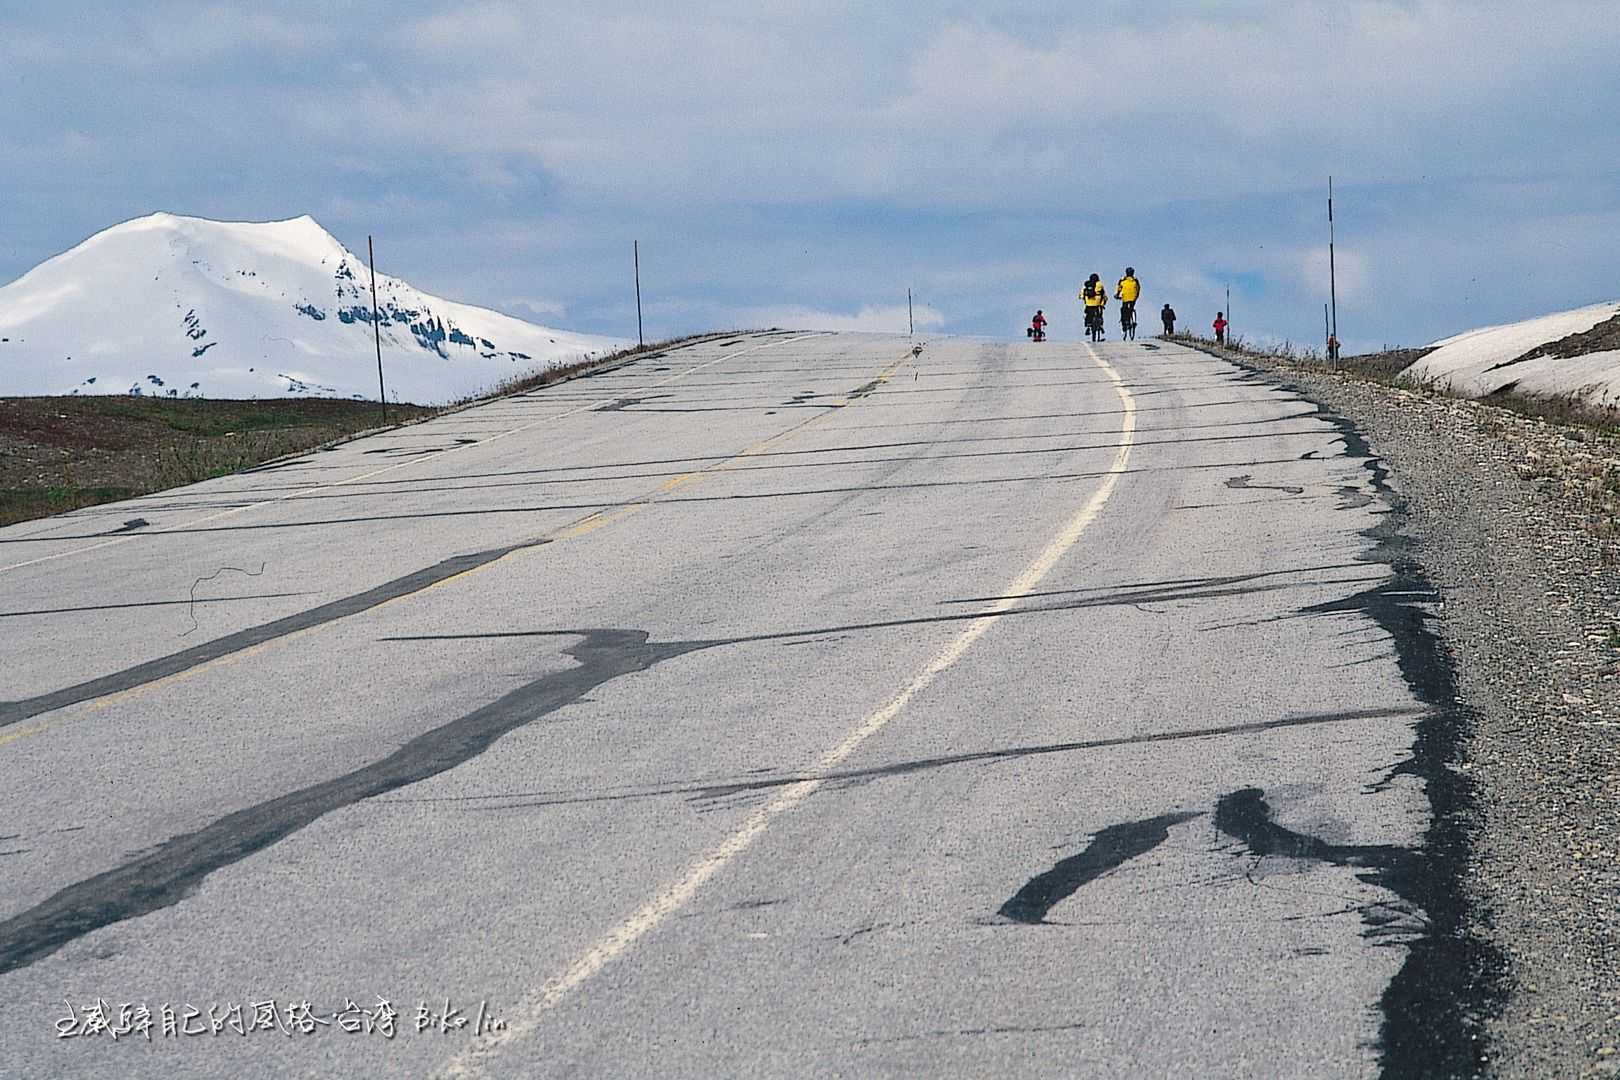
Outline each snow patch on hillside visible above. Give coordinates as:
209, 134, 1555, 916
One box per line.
0, 213, 627, 404
1403, 300, 1620, 407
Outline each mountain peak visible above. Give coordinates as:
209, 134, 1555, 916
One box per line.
78, 213, 343, 266
0, 213, 625, 403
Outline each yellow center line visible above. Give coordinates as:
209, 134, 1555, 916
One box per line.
436, 340, 1137, 1080
546, 349, 911, 542
0, 335, 817, 576
0, 723, 49, 749
3, 337, 904, 744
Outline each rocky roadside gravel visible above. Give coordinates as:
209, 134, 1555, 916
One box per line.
1198, 342, 1620, 1077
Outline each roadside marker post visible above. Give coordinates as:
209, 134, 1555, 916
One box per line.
1328, 176, 1339, 359
367, 235, 387, 423
634, 241, 644, 349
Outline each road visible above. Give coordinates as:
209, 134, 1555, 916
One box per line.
0, 333, 1479, 1078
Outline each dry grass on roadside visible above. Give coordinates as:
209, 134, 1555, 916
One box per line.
0, 396, 435, 528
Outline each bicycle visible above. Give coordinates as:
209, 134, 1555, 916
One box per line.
1119, 302, 1137, 341
1085, 306, 1105, 343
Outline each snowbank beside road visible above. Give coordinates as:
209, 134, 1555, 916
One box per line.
1402, 300, 1620, 407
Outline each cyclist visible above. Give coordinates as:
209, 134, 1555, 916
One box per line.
1028, 309, 1047, 341
1080, 274, 1107, 341
1115, 267, 1141, 340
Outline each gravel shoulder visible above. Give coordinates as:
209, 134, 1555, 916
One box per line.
1192, 340, 1620, 1077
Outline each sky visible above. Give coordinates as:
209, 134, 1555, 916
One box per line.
3, 1, 1619, 352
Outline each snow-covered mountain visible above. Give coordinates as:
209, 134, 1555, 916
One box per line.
1402, 300, 1620, 408
0, 213, 626, 403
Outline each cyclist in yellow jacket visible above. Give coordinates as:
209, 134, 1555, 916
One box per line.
1115, 267, 1141, 340
1080, 273, 1108, 341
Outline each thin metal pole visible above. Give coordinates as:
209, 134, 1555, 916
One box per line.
1325, 303, 1331, 361
367, 235, 387, 423
1225, 285, 1231, 345
1328, 176, 1339, 352
634, 241, 644, 348
908, 289, 914, 337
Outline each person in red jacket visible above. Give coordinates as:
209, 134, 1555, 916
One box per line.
1028, 309, 1047, 341
1213, 311, 1228, 344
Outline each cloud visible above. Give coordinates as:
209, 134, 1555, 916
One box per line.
3, 2, 1620, 354
292, 1, 1619, 212
1295, 247, 1370, 303
507, 297, 570, 321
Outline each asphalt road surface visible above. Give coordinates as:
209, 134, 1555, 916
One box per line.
0, 333, 1483, 1078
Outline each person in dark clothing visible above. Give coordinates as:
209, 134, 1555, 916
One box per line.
1160, 303, 1176, 337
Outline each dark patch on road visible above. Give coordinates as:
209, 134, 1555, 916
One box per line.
107, 518, 149, 535
941, 563, 1371, 607
0, 628, 706, 976
1225, 474, 1305, 496
384, 571, 1387, 659
780, 369, 892, 407
837, 921, 906, 945
454, 438, 479, 444
1118, 383, 1253, 399
999, 811, 1202, 924
552, 404, 772, 415
6, 456, 1335, 543
846, 377, 1233, 400
105, 407, 1322, 506
1336, 486, 1376, 510
419, 707, 1419, 814
595, 394, 672, 412
1213, 349, 1507, 1080
1215, 787, 1422, 943
726, 898, 785, 912
168, 428, 1332, 504
854, 1021, 1089, 1045
1172, 496, 1310, 512
0, 540, 548, 729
